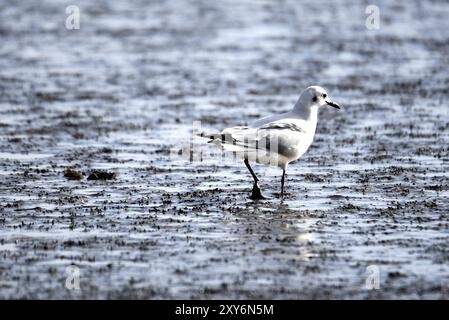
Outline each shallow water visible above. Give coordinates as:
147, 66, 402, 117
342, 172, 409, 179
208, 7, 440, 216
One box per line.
0, 0, 449, 299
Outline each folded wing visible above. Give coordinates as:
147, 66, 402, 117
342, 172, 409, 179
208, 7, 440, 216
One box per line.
199, 120, 307, 168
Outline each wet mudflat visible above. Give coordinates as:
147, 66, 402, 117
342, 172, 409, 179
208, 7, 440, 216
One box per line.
0, 0, 449, 299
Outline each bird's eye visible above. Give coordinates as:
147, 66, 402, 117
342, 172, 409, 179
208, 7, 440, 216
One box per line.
323, 94, 327, 98
312, 96, 318, 102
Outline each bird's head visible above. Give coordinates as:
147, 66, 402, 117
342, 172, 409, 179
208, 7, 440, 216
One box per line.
296, 86, 340, 112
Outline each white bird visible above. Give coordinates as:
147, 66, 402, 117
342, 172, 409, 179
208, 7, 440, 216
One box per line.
199, 86, 340, 199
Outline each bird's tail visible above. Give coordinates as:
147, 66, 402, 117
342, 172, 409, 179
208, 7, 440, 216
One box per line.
197, 132, 235, 144
197, 131, 255, 156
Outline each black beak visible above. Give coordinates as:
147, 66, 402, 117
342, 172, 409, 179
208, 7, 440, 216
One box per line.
326, 100, 340, 109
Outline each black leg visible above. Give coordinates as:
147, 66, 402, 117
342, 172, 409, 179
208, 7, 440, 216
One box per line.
244, 159, 258, 183
244, 159, 264, 200
281, 170, 286, 198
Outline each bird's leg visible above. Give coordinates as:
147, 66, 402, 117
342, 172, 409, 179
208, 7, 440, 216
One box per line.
244, 159, 264, 200
280, 169, 286, 198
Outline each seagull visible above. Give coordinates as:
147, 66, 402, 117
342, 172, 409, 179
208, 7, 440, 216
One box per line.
198, 86, 340, 199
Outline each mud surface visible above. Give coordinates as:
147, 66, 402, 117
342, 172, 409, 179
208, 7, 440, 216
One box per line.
0, 0, 449, 299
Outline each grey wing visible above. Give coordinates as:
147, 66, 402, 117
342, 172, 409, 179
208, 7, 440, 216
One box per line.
217, 124, 304, 160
